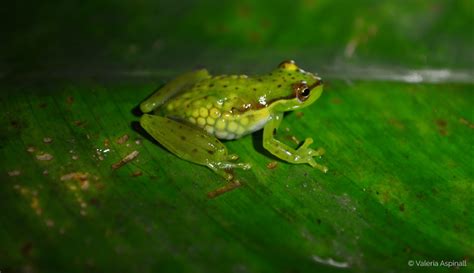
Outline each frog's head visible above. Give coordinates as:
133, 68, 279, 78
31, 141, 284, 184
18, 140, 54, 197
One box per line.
265, 60, 323, 112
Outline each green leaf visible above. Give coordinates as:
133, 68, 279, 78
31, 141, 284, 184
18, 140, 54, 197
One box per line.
1, 1, 473, 272
1, 80, 472, 272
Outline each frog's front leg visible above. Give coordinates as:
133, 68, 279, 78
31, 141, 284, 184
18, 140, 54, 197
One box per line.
140, 69, 211, 113
262, 113, 328, 173
140, 114, 251, 181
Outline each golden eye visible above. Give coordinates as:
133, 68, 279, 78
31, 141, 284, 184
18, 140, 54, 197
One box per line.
293, 82, 310, 102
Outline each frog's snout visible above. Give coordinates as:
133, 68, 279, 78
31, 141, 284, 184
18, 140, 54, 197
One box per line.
310, 78, 323, 89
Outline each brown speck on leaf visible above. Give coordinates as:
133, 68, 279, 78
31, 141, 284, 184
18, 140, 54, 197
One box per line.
399, 203, 405, 212
331, 98, 342, 104
267, 161, 278, 169
248, 31, 261, 42
27, 146, 36, 153
66, 96, 74, 105
207, 180, 242, 199
435, 119, 448, 136
89, 198, 100, 207
61, 172, 89, 182
45, 219, 55, 227
81, 180, 90, 190
389, 118, 405, 130
43, 137, 53, 144
8, 170, 21, 176
95, 182, 105, 190
237, 5, 251, 18
31, 196, 42, 215
43, 170, 49, 176
39, 102, 48, 108
112, 150, 139, 169
132, 170, 143, 177
36, 153, 53, 161
436, 119, 447, 128
104, 138, 110, 147
74, 120, 86, 127
459, 117, 474, 129
295, 112, 304, 118
116, 134, 129, 144
21, 242, 33, 257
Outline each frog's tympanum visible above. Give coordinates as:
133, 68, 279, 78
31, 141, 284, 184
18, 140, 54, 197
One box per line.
140, 60, 327, 181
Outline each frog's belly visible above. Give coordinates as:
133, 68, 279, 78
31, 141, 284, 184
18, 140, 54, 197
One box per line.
169, 108, 271, 140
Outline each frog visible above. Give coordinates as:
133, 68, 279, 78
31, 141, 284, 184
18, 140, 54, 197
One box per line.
139, 60, 327, 182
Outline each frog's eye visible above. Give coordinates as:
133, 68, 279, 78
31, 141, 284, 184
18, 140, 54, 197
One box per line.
298, 88, 311, 101
278, 60, 298, 71
293, 82, 311, 102
301, 88, 310, 97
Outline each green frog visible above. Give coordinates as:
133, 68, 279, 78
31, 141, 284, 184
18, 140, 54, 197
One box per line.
140, 60, 327, 181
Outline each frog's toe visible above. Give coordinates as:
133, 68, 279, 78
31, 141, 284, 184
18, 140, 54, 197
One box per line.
308, 147, 325, 157
207, 160, 251, 180
308, 159, 328, 173
208, 164, 234, 181
300, 138, 314, 149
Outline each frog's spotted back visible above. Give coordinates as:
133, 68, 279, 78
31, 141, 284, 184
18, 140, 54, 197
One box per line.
160, 60, 322, 140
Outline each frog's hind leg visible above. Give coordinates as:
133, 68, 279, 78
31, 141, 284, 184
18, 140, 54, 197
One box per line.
140, 114, 251, 181
140, 69, 211, 113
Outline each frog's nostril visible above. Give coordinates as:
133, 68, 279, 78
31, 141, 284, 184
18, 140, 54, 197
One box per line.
309, 79, 323, 89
